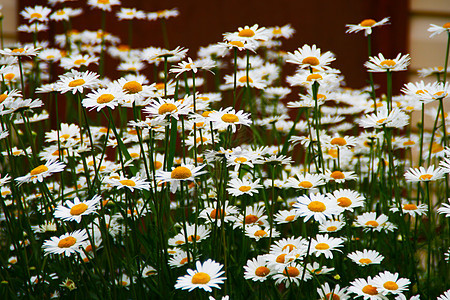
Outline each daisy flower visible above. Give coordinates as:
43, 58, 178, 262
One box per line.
310, 234, 344, 259
372, 271, 410, 296
355, 212, 393, 233
365, 53, 411, 72
20, 6, 52, 23
272, 263, 308, 287
169, 224, 211, 246
208, 107, 251, 133
142, 46, 188, 64
318, 218, 346, 233
223, 24, 269, 44
168, 251, 193, 268
82, 87, 125, 111
227, 177, 262, 197
170, 57, 215, 77
317, 282, 350, 300
216, 40, 257, 53
358, 108, 409, 129
56, 69, 100, 94
244, 256, 274, 282
418, 66, 450, 78
286, 44, 336, 71
404, 166, 445, 182
147, 8, 179, 21
274, 209, 300, 224
428, 22, 450, 37
156, 164, 207, 193
245, 225, 280, 241
269, 24, 295, 39
198, 200, 239, 227
143, 97, 192, 121
116, 7, 146, 20
42, 229, 88, 257
87, 0, 121, 11
174, 259, 226, 292
323, 169, 358, 184
142, 265, 157, 277
390, 200, 428, 216
0, 45, 42, 57
0, 174, 11, 186
223, 70, 268, 89
232, 204, 269, 229
348, 249, 384, 267
15, 160, 65, 185
345, 17, 390, 36
285, 172, 326, 190
106, 174, 151, 192
60, 54, 99, 69
438, 289, 450, 300
349, 277, 388, 300
54, 195, 101, 223
327, 189, 365, 212
294, 192, 341, 224
50, 7, 83, 21
437, 199, 450, 217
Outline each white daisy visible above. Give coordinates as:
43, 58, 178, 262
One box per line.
372, 271, 410, 296
15, 160, 65, 185
54, 195, 101, 223
365, 53, 411, 72
294, 192, 342, 224
156, 164, 207, 193
346, 17, 390, 36
42, 229, 88, 257
174, 259, 226, 292
348, 249, 384, 267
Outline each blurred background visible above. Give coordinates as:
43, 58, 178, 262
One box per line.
0, 0, 449, 96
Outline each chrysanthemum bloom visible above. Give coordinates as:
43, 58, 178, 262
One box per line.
345, 17, 390, 36
170, 57, 215, 77
318, 218, 346, 233
327, 189, 365, 212
54, 195, 101, 223
274, 209, 300, 224
87, 0, 121, 11
244, 256, 274, 282
42, 229, 88, 257
20, 6, 52, 23
390, 200, 428, 216
232, 204, 269, 229
147, 8, 179, 21
199, 200, 239, 226
323, 169, 357, 184
355, 212, 395, 233
245, 225, 280, 241
294, 192, 341, 224
286, 44, 335, 71
223, 24, 268, 44
437, 198, 450, 217
272, 263, 308, 287
116, 7, 146, 20
15, 160, 65, 185
156, 164, 206, 193
372, 271, 410, 296
50, 7, 83, 21
60, 54, 99, 69
0, 45, 42, 57
106, 174, 151, 192
404, 166, 445, 182
348, 249, 384, 267
317, 282, 350, 300
358, 107, 409, 129
310, 234, 344, 259
175, 259, 226, 292
143, 97, 192, 121
285, 173, 326, 190
438, 289, 450, 300
82, 87, 125, 111
169, 224, 211, 246
365, 53, 410, 72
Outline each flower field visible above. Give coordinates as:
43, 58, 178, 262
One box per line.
1, 1, 450, 299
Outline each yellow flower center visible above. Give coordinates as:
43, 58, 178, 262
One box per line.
179, 257, 188, 265
431, 143, 444, 153
298, 181, 313, 188
229, 41, 244, 47
285, 215, 295, 222
56, 10, 65, 15
12, 48, 25, 53
273, 28, 282, 35
97, 94, 115, 104
331, 137, 347, 146
196, 137, 208, 143
255, 266, 270, 277
155, 82, 165, 90
13, 150, 22, 155
187, 235, 200, 242
307, 74, 323, 81
98, 0, 110, 4
70, 203, 88, 215
158, 103, 178, 114
362, 285, 378, 295
171, 166, 192, 179
68, 79, 86, 87
245, 214, 258, 224
328, 149, 338, 158
380, 60, 396, 67
327, 226, 338, 232
302, 56, 320, 66
4, 74, 15, 81
337, 197, 352, 207
254, 229, 267, 237
315, 243, 330, 250
222, 113, 240, 123
330, 171, 345, 180
383, 281, 398, 290
282, 244, 296, 251
376, 118, 387, 124
234, 158, 247, 165
308, 201, 326, 212
276, 254, 286, 263
360, 19, 377, 27
238, 28, 255, 37
154, 161, 163, 170
74, 59, 87, 65
365, 220, 379, 227
443, 22, 450, 29
120, 179, 136, 186
30, 13, 43, 19
283, 267, 300, 277
239, 186, 252, 192
123, 81, 142, 94
419, 174, 433, 181
238, 76, 253, 83
210, 209, 225, 219
403, 203, 418, 210
130, 153, 140, 158
58, 236, 77, 248
404, 140, 415, 146
325, 293, 340, 300
191, 272, 211, 284
0, 94, 7, 103
359, 258, 372, 265
30, 165, 49, 175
